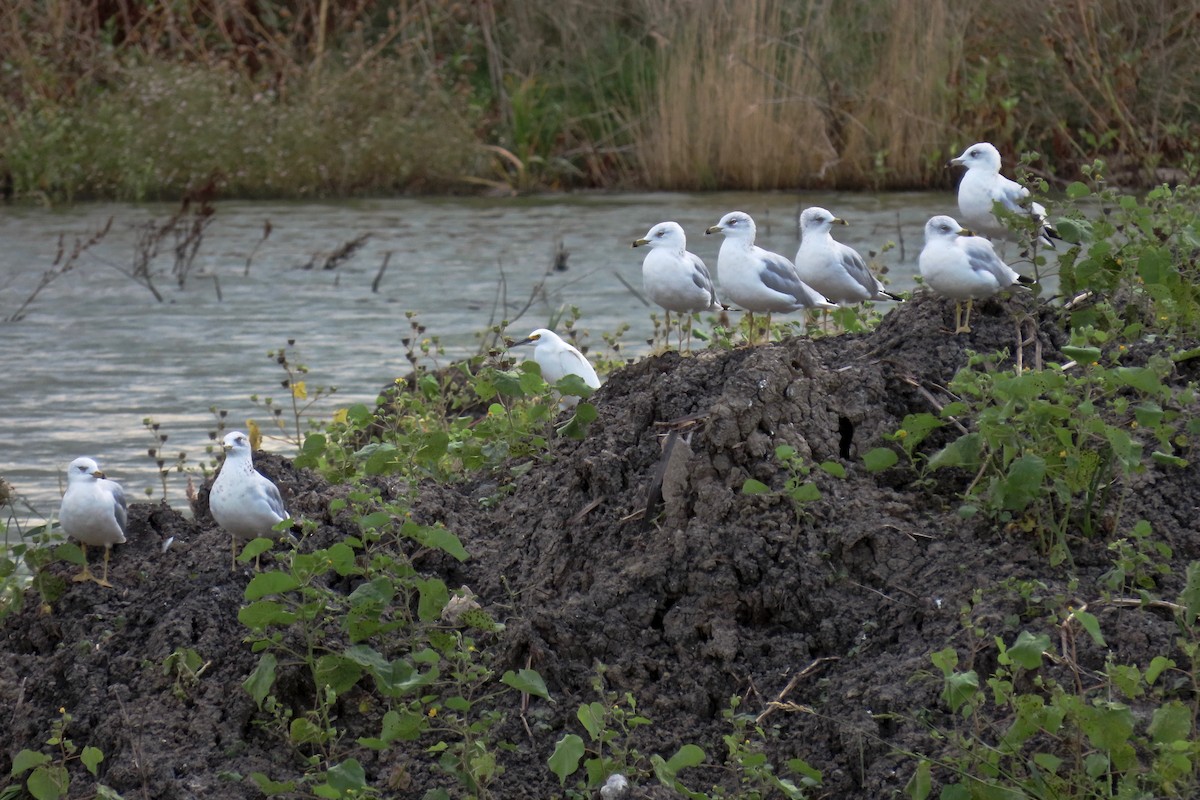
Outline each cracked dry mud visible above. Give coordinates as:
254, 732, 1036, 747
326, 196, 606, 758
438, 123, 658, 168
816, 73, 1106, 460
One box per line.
3, 291, 1197, 799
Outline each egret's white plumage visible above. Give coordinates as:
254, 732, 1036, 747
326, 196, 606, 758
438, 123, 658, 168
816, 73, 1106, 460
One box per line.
511, 328, 600, 408
950, 142, 1056, 247
919, 215, 1026, 334
794, 207, 900, 305
705, 211, 834, 342
210, 431, 289, 570
633, 221, 720, 349
59, 456, 127, 587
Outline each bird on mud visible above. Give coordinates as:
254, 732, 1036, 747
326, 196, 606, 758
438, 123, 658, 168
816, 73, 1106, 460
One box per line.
794, 206, 902, 308
919, 215, 1031, 334
632, 220, 722, 351
509, 328, 600, 408
949, 141, 1058, 248
59, 456, 128, 588
209, 430, 290, 570
706, 210, 835, 344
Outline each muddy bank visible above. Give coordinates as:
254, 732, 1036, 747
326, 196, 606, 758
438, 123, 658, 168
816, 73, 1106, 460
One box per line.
2, 291, 1195, 799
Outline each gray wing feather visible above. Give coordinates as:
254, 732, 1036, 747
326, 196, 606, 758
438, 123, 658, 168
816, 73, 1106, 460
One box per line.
837, 243, 879, 295
106, 481, 129, 534
688, 252, 718, 303
962, 239, 1015, 284
261, 479, 288, 520
758, 254, 804, 298
993, 176, 1031, 215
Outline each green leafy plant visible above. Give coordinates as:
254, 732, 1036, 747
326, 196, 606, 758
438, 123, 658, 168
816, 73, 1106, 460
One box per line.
6, 708, 111, 800
909, 576, 1200, 800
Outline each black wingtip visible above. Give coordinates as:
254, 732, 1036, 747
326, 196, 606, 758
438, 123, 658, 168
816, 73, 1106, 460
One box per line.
1016, 274, 1037, 287
883, 290, 905, 302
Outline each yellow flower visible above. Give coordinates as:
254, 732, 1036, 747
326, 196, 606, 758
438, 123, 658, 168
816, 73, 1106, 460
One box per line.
428, 707, 438, 718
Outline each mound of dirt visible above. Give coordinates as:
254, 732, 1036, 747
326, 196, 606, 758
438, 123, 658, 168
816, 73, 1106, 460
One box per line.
2, 291, 1196, 799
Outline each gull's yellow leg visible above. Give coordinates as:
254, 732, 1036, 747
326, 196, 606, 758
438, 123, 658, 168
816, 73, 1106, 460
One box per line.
231, 536, 238, 572
97, 547, 114, 589
955, 298, 975, 334
72, 543, 93, 583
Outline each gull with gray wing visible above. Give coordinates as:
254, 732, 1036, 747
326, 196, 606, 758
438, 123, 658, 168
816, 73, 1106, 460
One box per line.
705, 210, 834, 343
919, 215, 1029, 334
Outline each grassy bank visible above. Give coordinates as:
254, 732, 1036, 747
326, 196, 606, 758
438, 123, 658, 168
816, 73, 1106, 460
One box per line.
1, 0, 1197, 200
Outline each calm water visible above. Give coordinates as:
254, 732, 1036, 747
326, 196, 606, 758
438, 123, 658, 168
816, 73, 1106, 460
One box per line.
1, 191, 949, 519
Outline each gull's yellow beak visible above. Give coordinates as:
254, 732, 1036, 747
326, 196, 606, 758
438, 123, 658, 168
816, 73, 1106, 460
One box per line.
705, 225, 722, 235
632, 238, 650, 248
833, 217, 849, 226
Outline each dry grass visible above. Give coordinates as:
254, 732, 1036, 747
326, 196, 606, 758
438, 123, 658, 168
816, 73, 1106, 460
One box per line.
1, 0, 1196, 198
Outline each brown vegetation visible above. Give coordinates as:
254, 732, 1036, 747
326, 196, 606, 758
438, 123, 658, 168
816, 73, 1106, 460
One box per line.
0, 0, 1196, 199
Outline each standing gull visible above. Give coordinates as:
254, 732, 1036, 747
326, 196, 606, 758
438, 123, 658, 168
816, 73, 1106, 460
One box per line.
59, 457, 128, 588
632, 221, 721, 350
210, 430, 290, 570
794, 207, 902, 307
705, 210, 835, 344
950, 142, 1057, 247
919, 215, 1029, 334
510, 328, 601, 408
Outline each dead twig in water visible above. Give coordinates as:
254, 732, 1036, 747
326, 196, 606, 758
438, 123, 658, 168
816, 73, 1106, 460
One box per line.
244, 220, 273, 277
372, 251, 392, 293
5, 217, 113, 322
308, 233, 370, 270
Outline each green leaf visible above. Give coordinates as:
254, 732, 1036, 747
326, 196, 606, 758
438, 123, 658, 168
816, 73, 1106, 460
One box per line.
1113, 366, 1163, 394
238, 600, 296, 629
667, 744, 705, 771
1008, 631, 1050, 670
942, 670, 980, 714
904, 759, 931, 800
862, 447, 899, 473
1152, 450, 1188, 468
237, 537, 275, 564
997, 455, 1046, 512
577, 702, 605, 741
741, 478, 770, 495
548, 734, 585, 785
404, 522, 469, 562
1072, 610, 1106, 646
1148, 701, 1191, 744
27, 764, 69, 800
927, 433, 983, 471
1061, 345, 1102, 363
80, 746, 103, 776
11, 750, 51, 776
501, 668, 551, 701
248, 772, 297, 795
244, 571, 301, 601
415, 577, 449, 622
818, 460, 845, 478
314, 654, 363, 694
243, 653, 277, 709
789, 482, 822, 503
556, 375, 595, 399
1065, 182, 1091, 200
54, 542, 84, 566
289, 718, 326, 746
1146, 656, 1175, 685
558, 402, 598, 439
325, 759, 366, 792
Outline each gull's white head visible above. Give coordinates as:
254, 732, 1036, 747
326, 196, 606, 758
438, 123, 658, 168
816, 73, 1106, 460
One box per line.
924, 215, 970, 242
950, 142, 1002, 173
222, 431, 253, 457
799, 207, 848, 235
706, 211, 756, 242
633, 221, 687, 251
67, 457, 104, 484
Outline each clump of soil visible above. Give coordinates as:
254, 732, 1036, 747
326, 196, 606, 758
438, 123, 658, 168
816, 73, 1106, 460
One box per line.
2, 291, 1196, 799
